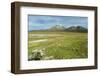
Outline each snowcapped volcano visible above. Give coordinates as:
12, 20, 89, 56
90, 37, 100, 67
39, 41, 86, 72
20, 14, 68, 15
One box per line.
49, 24, 66, 31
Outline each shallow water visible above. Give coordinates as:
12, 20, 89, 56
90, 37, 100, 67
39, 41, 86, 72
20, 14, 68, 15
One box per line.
29, 39, 48, 43
30, 34, 62, 37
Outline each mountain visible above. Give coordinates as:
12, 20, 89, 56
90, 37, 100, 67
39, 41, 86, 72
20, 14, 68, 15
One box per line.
66, 26, 87, 32
48, 24, 87, 32
49, 25, 66, 31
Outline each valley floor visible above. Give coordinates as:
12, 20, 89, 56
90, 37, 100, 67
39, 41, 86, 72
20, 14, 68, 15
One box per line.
28, 31, 88, 60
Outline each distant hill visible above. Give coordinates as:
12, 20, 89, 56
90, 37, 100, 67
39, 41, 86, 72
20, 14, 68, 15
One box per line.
30, 24, 87, 32
66, 26, 87, 32
48, 25, 87, 32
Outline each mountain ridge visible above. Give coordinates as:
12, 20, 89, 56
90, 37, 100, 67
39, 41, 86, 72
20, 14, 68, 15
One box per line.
29, 25, 88, 32
48, 25, 87, 32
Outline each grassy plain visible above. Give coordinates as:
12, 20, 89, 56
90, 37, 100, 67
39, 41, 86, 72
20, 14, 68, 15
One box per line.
28, 31, 88, 60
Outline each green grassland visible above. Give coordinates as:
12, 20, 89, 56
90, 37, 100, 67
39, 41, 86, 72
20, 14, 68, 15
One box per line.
28, 31, 88, 60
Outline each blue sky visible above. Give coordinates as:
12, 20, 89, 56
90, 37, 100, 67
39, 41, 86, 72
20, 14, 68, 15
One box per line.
28, 15, 88, 31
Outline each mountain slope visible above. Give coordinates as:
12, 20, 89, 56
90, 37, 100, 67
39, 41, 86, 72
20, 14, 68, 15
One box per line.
49, 25, 66, 31
66, 26, 87, 32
